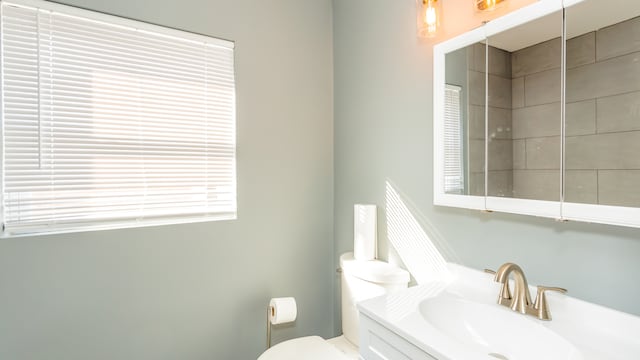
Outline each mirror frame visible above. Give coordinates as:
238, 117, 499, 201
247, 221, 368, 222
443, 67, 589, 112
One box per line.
433, 0, 640, 228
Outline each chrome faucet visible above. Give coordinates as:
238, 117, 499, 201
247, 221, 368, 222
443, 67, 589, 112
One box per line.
489, 263, 567, 320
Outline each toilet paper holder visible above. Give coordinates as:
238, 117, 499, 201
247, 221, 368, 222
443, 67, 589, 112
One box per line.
266, 305, 273, 348
266, 297, 297, 349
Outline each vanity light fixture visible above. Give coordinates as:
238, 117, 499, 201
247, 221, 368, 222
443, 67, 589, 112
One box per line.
417, 0, 442, 38
474, 0, 505, 11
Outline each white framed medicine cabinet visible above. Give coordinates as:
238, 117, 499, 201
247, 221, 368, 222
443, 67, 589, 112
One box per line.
433, 0, 640, 227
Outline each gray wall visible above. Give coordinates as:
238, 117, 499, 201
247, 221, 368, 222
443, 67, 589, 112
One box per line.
333, 0, 640, 334
0, 0, 334, 359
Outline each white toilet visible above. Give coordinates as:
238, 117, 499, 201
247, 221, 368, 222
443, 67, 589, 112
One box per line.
258, 252, 410, 360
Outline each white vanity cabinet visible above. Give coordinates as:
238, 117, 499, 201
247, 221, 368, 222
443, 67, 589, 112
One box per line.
359, 313, 437, 360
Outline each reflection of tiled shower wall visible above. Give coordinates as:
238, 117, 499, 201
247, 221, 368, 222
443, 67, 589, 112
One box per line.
467, 44, 513, 197
511, 38, 562, 201
512, 16, 640, 206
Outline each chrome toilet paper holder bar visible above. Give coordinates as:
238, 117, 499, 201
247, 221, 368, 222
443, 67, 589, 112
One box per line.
266, 305, 273, 349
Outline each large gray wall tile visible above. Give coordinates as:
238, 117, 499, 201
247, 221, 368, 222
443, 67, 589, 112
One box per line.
566, 131, 640, 170
565, 135, 595, 170
488, 170, 513, 197
599, 170, 640, 207
468, 108, 511, 143
469, 171, 485, 196
596, 16, 640, 62
566, 99, 596, 136
525, 136, 561, 169
488, 138, 513, 171
488, 45, 512, 78
597, 91, 640, 133
511, 37, 561, 77
566, 52, 640, 102
513, 169, 560, 201
469, 43, 486, 73
565, 66, 592, 103
513, 139, 526, 170
446, 47, 469, 88
468, 105, 485, 140
468, 70, 486, 106
469, 139, 485, 173
525, 68, 561, 106
488, 74, 512, 109
512, 102, 561, 139
512, 77, 525, 109
488, 107, 512, 140
565, 170, 598, 204
566, 32, 595, 69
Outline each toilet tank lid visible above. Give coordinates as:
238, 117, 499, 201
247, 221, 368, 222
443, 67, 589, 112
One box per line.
339, 252, 410, 284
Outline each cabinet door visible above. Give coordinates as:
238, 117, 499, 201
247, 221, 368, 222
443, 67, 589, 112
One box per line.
484, 8, 564, 218
434, 29, 487, 210
445, 42, 486, 197
359, 314, 437, 360
562, 0, 640, 226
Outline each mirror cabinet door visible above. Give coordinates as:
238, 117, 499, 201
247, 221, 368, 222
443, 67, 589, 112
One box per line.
485, 10, 564, 213
564, 0, 640, 211
443, 41, 486, 197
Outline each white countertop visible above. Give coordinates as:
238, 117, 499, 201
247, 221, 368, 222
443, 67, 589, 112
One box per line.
357, 263, 640, 360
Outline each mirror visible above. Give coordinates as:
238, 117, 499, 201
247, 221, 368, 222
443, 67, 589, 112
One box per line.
486, 10, 563, 202
564, 0, 640, 208
434, 0, 640, 227
444, 42, 486, 196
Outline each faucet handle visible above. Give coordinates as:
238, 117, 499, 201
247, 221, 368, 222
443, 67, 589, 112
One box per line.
537, 285, 567, 293
534, 285, 567, 320
483, 268, 496, 275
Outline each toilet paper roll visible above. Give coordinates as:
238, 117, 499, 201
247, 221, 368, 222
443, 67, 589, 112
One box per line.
354, 204, 377, 261
269, 297, 297, 325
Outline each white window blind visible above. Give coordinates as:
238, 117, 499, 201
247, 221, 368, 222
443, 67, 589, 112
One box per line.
1, 0, 236, 236
443, 84, 464, 194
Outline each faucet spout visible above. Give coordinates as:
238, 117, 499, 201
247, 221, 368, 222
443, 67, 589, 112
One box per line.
494, 263, 532, 314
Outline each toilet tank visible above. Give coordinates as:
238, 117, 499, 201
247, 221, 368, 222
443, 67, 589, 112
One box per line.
339, 252, 410, 347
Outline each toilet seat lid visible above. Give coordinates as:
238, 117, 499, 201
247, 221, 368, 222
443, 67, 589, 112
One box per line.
258, 336, 350, 360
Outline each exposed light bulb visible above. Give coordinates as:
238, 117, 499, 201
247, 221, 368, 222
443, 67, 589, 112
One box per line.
426, 5, 437, 33
476, 0, 504, 11
417, 0, 440, 38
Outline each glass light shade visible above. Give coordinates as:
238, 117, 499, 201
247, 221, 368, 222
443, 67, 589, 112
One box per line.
417, 0, 442, 38
474, 0, 505, 11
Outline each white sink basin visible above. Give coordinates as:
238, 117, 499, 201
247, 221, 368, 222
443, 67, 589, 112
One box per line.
357, 263, 640, 360
419, 293, 583, 360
